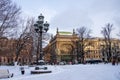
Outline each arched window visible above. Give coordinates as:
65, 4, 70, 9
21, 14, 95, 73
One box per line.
0, 57, 1, 63
7, 58, 10, 63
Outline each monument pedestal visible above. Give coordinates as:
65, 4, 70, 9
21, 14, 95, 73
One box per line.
31, 60, 52, 74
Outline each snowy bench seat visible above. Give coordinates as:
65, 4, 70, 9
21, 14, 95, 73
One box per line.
0, 69, 13, 79
31, 70, 52, 74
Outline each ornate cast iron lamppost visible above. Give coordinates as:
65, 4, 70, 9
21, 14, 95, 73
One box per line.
34, 13, 49, 64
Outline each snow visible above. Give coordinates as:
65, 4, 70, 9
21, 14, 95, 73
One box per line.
0, 63, 120, 80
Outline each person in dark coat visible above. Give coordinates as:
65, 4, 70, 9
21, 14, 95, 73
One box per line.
20, 67, 25, 75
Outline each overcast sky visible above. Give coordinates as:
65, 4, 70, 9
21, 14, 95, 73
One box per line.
13, 0, 120, 38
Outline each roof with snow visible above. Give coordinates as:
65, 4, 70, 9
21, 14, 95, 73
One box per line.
58, 31, 72, 35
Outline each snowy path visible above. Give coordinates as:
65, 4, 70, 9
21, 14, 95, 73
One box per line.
0, 64, 120, 80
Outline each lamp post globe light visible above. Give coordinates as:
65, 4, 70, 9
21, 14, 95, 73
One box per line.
34, 13, 49, 65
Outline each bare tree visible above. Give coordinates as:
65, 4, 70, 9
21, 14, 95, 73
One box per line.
76, 26, 91, 63
101, 23, 113, 62
14, 18, 34, 64
0, 0, 21, 37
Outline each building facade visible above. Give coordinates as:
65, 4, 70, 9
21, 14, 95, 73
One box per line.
44, 29, 78, 63
0, 37, 33, 65
0, 29, 120, 65
44, 29, 120, 63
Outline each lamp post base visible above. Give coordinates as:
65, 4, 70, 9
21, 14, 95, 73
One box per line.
37, 60, 45, 65
31, 60, 52, 74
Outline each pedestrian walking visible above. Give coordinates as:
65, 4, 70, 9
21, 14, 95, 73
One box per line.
20, 67, 25, 75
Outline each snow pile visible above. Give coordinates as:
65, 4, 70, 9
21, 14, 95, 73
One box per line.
0, 63, 120, 80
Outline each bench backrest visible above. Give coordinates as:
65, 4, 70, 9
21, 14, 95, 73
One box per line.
0, 70, 9, 74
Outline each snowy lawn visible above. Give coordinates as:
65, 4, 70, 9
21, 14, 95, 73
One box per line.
0, 63, 120, 80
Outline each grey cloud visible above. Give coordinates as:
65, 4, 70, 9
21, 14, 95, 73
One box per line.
50, 8, 93, 32
113, 16, 120, 28
90, 0, 120, 13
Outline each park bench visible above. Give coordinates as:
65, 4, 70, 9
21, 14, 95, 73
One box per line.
0, 69, 13, 79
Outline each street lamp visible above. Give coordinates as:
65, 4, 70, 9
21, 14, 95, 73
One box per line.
34, 13, 49, 64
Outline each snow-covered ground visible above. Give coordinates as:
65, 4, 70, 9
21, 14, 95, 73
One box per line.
0, 63, 120, 80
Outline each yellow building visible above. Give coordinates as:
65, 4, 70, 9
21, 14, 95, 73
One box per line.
44, 29, 78, 63
44, 29, 120, 63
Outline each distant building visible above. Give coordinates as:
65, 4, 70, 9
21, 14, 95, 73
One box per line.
44, 29, 120, 63
0, 37, 32, 65
0, 29, 120, 65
